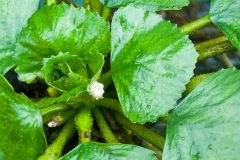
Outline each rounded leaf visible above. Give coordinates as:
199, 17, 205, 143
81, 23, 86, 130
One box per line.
0, 76, 46, 160
111, 5, 198, 124
60, 142, 158, 160
163, 69, 240, 160
0, 0, 39, 74
210, 0, 240, 50
100, 0, 189, 11
15, 3, 110, 83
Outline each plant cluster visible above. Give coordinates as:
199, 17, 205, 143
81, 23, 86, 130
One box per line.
0, 0, 240, 159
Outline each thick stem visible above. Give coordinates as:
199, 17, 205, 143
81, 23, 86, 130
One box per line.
197, 41, 236, 61
89, 0, 103, 15
95, 98, 122, 112
220, 54, 234, 68
46, 0, 56, 5
101, 109, 119, 131
37, 120, 75, 160
40, 103, 71, 116
74, 107, 93, 143
93, 108, 119, 143
142, 141, 162, 160
195, 36, 228, 51
184, 73, 213, 96
114, 112, 165, 150
102, 6, 112, 21
84, 0, 90, 9
179, 15, 212, 34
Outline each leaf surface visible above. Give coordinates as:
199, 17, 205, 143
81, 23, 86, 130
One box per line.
0, 0, 39, 74
59, 142, 158, 160
163, 68, 240, 160
15, 3, 110, 83
210, 0, 240, 50
42, 52, 89, 92
100, 0, 189, 11
0, 75, 46, 160
111, 5, 198, 123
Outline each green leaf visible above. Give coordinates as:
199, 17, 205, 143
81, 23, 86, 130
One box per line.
0, 75, 46, 159
15, 3, 110, 83
210, 0, 240, 50
42, 52, 89, 92
163, 68, 240, 160
100, 0, 189, 11
0, 0, 39, 74
59, 142, 158, 160
111, 5, 198, 124
37, 86, 88, 108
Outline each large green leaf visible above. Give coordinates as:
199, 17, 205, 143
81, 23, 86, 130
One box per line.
163, 68, 240, 160
0, 75, 46, 159
210, 0, 240, 50
0, 0, 39, 74
111, 5, 198, 124
15, 3, 110, 83
59, 142, 158, 160
99, 0, 189, 11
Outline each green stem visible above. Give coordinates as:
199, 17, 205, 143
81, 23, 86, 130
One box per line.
89, 0, 103, 15
101, 109, 119, 131
114, 112, 165, 150
92, 108, 119, 143
197, 41, 236, 61
142, 141, 162, 160
37, 120, 75, 160
102, 6, 112, 21
83, 0, 90, 9
184, 73, 213, 96
46, 0, 56, 5
40, 103, 70, 116
220, 54, 234, 68
179, 15, 212, 34
95, 98, 122, 112
195, 36, 228, 51
74, 107, 93, 143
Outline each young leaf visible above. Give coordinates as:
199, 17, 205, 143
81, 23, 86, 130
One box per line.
42, 52, 89, 92
163, 68, 240, 160
59, 142, 158, 160
210, 0, 240, 50
0, 0, 39, 74
99, 0, 189, 11
0, 75, 46, 159
37, 86, 87, 108
111, 5, 198, 124
15, 3, 110, 83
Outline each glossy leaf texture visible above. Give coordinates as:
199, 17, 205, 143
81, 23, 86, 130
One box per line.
59, 142, 158, 160
111, 5, 198, 124
0, 75, 46, 159
15, 3, 110, 83
42, 52, 89, 92
99, 0, 189, 11
163, 68, 240, 160
210, 0, 240, 50
0, 0, 39, 74
37, 84, 95, 109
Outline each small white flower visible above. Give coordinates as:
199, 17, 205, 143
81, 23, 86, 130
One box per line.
48, 120, 59, 128
87, 81, 104, 100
